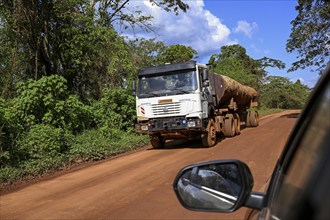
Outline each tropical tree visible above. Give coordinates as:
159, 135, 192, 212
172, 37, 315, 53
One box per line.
0, 0, 190, 99
160, 44, 197, 64
128, 39, 197, 70
127, 38, 166, 68
209, 45, 285, 89
261, 76, 310, 109
286, 0, 330, 73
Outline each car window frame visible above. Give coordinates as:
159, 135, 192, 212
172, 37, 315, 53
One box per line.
260, 65, 330, 219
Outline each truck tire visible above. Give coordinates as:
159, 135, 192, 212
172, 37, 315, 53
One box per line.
234, 113, 241, 135
246, 111, 251, 127
250, 111, 259, 127
224, 114, 235, 137
150, 135, 165, 149
202, 120, 216, 147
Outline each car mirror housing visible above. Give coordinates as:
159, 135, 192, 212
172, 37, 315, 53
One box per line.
173, 160, 255, 212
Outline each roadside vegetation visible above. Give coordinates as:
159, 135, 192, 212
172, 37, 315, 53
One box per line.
0, 76, 148, 184
0, 0, 327, 185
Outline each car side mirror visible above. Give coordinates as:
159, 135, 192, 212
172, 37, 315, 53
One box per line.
173, 160, 255, 212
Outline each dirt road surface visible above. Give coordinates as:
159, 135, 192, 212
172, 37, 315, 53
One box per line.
1, 110, 299, 219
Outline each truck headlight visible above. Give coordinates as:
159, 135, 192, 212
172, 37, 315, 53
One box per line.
187, 120, 196, 127
141, 125, 149, 131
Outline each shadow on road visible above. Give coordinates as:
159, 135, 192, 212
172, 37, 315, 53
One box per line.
280, 113, 300, 118
148, 134, 225, 150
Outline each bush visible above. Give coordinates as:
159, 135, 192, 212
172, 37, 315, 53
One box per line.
16, 124, 71, 160
69, 129, 148, 161
0, 78, 147, 184
12, 75, 94, 133
0, 98, 21, 166
13, 75, 69, 129
93, 87, 136, 133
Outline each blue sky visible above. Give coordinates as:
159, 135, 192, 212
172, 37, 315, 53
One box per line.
117, 0, 321, 87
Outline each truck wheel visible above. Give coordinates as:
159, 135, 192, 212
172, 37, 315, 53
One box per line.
246, 111, 251, 127
202, 120, 216, 147
224, 114, 235, 137
234, 113, 241, 135
150, 136, 165, 149
250, 111, 259, 127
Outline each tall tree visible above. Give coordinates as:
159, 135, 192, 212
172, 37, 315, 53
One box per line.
128, 39, 197, 69
0, 0, 190, 99
261, 76, 310, 109
160, 44, 197, 64
209, 45, 285, 89
286, 0, 330, 72
95, 0, 189, 30
127, 38, 166, 68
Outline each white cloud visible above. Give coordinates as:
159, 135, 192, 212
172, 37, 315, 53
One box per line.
233, 20, 258, 38
117, 0, 236, 62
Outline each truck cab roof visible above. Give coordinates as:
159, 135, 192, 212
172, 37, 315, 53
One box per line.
139, 61, 207, 76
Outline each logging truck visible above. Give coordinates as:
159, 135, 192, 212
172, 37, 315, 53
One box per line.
133, 61, 259, 148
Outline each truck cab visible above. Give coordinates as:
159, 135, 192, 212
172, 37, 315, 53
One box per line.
134, 61, 212, 147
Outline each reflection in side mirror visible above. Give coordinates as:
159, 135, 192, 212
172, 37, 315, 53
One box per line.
173, 160, 254, 212
203, 81, 210, 87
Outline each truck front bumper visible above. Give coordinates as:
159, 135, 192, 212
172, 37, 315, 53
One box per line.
135, 117, 203, 135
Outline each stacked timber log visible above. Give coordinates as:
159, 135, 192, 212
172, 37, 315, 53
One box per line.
209, 72, 258, 107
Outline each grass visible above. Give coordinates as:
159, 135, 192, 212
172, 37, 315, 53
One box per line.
257, 108, 285, 117
0, 129, 149, 185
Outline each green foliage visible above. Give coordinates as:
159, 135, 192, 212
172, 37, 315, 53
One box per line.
0, 98, 21, 165
16, 124, 71, 160
161, 44, 197, 63
257, 108, 286, 117
12, 75, 94, 133
210, 45, 260, 88
128, 39, 198, 71
0, 124, 71, 183
128, 38, 166, 68
0, 127, 148, 183
0, 156, 67, 184
209, 44, 310, 110
0, 0, 191, 100
212, 56, 257, 88
93, 87, 136, 133
0, 0, 191, 185
13, 75, 68, 127
56, 0, 135, 98
286, 0, 330, 72
0, 75, 147, 183
69, 129, 148, 162
261, 76, 310, 109
210, 44, 285, 92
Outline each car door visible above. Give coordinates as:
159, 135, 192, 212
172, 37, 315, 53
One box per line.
258, 67, 330, 220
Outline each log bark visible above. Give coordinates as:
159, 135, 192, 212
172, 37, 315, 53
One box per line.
209, 72, 258, 107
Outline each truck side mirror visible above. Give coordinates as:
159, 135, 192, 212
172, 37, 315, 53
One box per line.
203, 69, 209, 81
132, 80, 136, 95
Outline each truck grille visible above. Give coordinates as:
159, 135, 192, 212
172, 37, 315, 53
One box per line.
152, 102, 181, 115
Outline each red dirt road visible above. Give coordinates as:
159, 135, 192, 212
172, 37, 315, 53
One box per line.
0, 110, 299, 219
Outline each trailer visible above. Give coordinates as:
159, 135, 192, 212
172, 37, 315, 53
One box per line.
133, 61, 259, 148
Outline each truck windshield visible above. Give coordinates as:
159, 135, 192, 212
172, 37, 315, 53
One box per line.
137, 70, 198, 98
